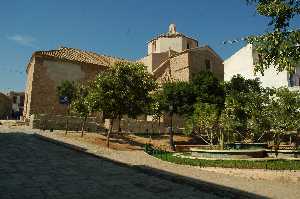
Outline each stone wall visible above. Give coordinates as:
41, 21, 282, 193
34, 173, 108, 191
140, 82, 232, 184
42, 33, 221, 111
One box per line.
23, 57, 35, 119
104, 114, 185, 134
189, 48, 224, 81
170, 53, 190, 81
24, 56, 107, 120
30, 114, 103, 132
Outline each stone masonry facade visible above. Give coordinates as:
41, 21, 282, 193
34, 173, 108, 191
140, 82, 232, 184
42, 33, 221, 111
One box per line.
23, 24, 224, 132
23, 47, 124, 120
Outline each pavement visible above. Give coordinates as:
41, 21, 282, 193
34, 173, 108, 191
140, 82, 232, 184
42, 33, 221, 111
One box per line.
0, 128, 269, 199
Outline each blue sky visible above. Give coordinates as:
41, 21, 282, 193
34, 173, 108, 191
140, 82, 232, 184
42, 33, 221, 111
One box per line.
0, 0, 299, 93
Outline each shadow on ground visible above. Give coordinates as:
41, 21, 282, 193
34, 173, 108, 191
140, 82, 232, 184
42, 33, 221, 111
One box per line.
0, 132, 269, 199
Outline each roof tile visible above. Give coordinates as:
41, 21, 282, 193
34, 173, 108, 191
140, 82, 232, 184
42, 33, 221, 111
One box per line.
34, 47, 127, 66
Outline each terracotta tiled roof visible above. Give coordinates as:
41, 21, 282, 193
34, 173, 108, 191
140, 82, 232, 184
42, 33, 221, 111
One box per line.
34, 47, 128, 67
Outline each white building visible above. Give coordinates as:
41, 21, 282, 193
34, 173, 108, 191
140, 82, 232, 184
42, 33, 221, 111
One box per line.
224, 44, 300, 89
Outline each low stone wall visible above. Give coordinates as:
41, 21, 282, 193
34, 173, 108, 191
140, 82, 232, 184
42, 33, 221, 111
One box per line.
30, 114, 185, 134
104, 118, 184, 134
30, 114, 103, 132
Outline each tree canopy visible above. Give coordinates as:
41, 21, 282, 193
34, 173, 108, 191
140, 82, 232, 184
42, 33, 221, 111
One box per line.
91, 62, 157, 147
246, 0, 300, 74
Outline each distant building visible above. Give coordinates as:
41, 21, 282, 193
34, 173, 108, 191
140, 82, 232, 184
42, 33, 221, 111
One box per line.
224, 44, 300, 89
7, 91, 24, 119
140, 24, 224, 84
0, 92, 11, 119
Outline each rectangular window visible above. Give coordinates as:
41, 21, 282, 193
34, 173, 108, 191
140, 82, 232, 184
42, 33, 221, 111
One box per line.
187, 43, 190, 49
205, 59, 211, 71
152, 41, 156, 52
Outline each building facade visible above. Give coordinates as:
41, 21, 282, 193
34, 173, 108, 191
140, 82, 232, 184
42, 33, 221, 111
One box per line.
7, 91, 25, 119
224, 44, 300, 89
23, 47, 125, 120
23, 24, 224, 126
140, 24, 224, 84
0, 92, 11, 119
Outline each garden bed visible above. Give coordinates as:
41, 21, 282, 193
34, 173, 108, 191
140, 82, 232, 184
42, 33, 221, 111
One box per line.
145, 145, 300, 170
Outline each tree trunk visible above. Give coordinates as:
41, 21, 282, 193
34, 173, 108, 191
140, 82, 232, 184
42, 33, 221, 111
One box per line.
107, 119, 114, 148
118, 116, 121, 133
65, 107, 69, 135
274, 133, 280, 157
169, 113, 175, 151
81, 115, 87, 137
210, 128, 213, 146
220, 128, 224, 150
158, 116, 161, 135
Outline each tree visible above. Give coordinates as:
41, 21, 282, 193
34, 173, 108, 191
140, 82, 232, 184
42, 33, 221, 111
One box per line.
192, 102, 220, 145
56, 80, 77, 135
192, 71, 224, 107
184, 72, 225, 148
267, 87, 300, 156
245, 87, 274, 141
161, 81, 196, 150
223, 75, 264, 141
148, 90, 165, 134
71, 83, 90, 137
246, 0, 300, 74
92, 62, 156, 147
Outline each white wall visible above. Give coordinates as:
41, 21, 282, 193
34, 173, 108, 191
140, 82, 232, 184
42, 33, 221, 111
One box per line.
224, 44, 289, 88
224, 44, 254, 81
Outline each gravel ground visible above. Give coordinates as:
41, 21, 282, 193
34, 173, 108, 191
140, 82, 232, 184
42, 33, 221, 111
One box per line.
1, 123, 300, 199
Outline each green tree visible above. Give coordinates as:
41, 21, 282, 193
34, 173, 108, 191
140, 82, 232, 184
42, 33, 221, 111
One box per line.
223, 75, 264, 141
161, 81, 196, 150
268, 87, 300, 156
92, 62, 156, 147
148, 90, 165, 134
56, 80, 77, 135
71, 83, 90, 137
184, 72, 225, 148
246, 0, 300, 74
193, 102, 220, 145
192, 71, 224, 106
245, 87, 274, 141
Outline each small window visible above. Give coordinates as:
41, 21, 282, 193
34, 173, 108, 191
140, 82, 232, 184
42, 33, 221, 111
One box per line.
152, 41, 156, 52
205, 59, 211, 71
187, 43, 190, 49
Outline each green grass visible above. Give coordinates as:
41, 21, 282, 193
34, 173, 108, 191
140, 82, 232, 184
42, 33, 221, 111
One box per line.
145, 145, 300, 170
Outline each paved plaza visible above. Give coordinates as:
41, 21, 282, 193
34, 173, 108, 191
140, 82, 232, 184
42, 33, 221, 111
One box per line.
0, 131, 268, 199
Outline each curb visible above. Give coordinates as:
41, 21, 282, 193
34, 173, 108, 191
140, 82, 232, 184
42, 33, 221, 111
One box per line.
33, 133, 265, 199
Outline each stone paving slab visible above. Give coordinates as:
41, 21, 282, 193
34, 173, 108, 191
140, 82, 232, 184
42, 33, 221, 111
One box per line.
0, 131, 267, 199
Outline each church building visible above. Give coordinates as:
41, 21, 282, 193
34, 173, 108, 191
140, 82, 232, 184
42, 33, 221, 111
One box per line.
23, 24, 224, 124
140, 24, 223, 84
